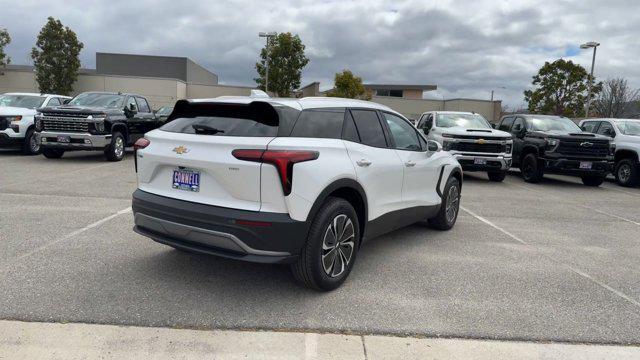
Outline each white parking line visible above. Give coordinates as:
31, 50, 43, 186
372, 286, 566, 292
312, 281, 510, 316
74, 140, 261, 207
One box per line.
460, 206, 640, 309
0, 207, 131, 272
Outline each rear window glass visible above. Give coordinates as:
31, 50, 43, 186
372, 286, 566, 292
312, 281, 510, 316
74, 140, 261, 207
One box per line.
351, 109, 387, 147
290, 109, 344, 139
161, 102, 280, 137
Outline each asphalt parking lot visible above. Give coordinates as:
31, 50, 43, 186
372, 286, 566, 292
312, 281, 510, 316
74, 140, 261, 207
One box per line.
1, 150, 639, 346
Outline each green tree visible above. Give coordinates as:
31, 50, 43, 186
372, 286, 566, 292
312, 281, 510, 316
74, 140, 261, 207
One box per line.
327, 70, 371, 100
255, 32, 309, 97
31, 17, 84, 95
524, 59, 601, 117
0, 28, 10, 68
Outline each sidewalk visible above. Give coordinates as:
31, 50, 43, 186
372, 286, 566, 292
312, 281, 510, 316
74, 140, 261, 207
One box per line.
1, 320, 638, 359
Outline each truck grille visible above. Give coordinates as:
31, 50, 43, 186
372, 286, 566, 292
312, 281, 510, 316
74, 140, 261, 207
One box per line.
557, 139, 609, 158
0, 117, 8, 130
41, 115, 90, 133
453, 142, 505, 153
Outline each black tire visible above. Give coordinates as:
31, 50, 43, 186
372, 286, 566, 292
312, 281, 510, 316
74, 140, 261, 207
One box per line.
582, 175, 605, 187
615, 158, 639, 187
428, 177, 461, 230
104, 132, 125, 162
291, 197, 360, 291
22, 128, 40, 155
41, 148, 64, 159
521, 153, 544, 183
487, 171, 507, 182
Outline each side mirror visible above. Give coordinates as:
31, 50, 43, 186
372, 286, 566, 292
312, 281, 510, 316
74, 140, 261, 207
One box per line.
427, 140, 442, 152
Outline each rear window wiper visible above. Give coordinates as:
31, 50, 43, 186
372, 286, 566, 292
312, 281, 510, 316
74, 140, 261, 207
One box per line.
192, 124, 225, 135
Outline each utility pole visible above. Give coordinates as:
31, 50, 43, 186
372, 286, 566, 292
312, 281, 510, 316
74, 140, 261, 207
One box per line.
259, 32, 277, 94
580, 41, 600, 118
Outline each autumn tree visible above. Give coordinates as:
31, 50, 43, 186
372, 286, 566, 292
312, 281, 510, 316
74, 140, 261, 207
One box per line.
255, 32, 309, 97
524, 59, 601, 117
31, 17, 84, 95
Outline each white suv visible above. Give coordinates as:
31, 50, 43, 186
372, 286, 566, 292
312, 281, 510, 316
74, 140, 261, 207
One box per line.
417, 111, 513, 182
579, 118, 640, 187
0, 93, 71, 154
131, 96, 462, 290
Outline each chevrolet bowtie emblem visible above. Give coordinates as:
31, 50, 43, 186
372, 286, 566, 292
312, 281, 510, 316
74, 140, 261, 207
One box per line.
580, 142, 593, 148
173, 146, 189, 155
475, 139, 486, 144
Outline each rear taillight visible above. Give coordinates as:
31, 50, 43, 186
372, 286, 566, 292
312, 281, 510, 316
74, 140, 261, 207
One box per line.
134, 138, 150, 151
133, 138, 150, 172
232, 149, 319, 195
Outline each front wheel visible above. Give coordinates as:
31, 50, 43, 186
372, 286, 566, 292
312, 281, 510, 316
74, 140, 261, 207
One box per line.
291, 197, 360, 291
104, 132, 125, 162
487, 171, 507, 182
22, 129, 40, 155
521, 153, 544, 183
42, 148, 64, 159
428, 177, 461, 230
615, 158, 638, 187
582, 175, 604, 187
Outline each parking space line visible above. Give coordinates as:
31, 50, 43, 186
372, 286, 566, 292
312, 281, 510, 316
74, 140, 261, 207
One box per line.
0, 207, 132, 272
460, 206, 640, 309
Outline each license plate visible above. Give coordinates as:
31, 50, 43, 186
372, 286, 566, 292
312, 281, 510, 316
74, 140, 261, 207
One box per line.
56, 135, 70, 143
474, 158, 487, 165
172, 169, 200, 192
579, 161, 593, 170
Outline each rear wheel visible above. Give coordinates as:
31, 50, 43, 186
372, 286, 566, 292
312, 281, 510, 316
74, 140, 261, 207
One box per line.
291, 197, 360, 291
487, 171, 507, 182
428, 177, 461, 230
521, 153, 543, 183
582, 175, 604, 187
105, 132, 125, 162
42, 148, 64, 159
615, 158, 638, 187
22, 129, 40, 155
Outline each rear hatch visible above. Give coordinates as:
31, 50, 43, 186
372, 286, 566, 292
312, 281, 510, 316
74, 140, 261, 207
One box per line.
136, 100, 294, 212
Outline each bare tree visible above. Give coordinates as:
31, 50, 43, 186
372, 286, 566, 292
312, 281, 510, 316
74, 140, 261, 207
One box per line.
593, 78, 640, 118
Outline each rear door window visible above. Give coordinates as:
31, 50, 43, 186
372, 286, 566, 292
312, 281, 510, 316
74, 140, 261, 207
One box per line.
290, 109, 344, 139
350, 109, 387, 147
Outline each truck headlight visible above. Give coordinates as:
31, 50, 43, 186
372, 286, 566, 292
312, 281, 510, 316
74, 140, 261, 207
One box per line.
442, 140, 454, 151
94, 121, 105, 133
545, 138, 559, 152
35, 117, 43, 132
610, 143, 616, 156
505, 143, 512, 153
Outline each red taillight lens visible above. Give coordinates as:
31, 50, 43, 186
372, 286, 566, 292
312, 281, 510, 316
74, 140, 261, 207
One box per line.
232, 149, 319, 195
134, 138, 150, 151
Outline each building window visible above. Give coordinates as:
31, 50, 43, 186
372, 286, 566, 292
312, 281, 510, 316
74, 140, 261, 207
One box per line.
375, 89, 403, 98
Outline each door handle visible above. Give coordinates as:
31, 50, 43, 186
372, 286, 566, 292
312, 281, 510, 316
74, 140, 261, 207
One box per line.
405, 161, 416, 167
356, 159, 372, 167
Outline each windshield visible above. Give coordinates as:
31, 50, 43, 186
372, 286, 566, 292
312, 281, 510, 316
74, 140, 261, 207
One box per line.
529, 117, 581, 132
68, 93, 125, 108
436, 113, 491, 129
616, 121, 640, 136
0, 94, 46, 109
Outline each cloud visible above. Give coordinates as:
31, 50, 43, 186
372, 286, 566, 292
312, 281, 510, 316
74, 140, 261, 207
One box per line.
1, 0, 639, 106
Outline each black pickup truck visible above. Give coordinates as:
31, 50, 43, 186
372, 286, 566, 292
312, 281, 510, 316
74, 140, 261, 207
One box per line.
497, 114, 614, 186
35, 92, 162, 161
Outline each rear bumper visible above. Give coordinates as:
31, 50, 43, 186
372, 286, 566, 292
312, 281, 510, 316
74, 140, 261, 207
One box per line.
542, 158, 612, 177
37, 131, 112, 150
454, 153, 512, 171
131, 189, 306, 263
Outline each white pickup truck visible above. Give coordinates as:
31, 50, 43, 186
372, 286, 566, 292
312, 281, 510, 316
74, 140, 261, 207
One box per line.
416, 111, 513, 182
579, 118, 640, 187
0, 92, 71, 154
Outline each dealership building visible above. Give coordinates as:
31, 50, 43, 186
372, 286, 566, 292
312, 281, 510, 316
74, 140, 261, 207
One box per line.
0, 52, 502, 121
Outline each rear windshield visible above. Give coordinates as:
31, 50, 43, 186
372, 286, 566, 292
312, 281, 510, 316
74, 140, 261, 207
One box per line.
160, 101, 281, 137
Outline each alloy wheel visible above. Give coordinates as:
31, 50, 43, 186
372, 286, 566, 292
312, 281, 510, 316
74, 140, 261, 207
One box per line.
321, 214, 355, 278
115, 137, 125, 158
445, 185, 460, 224
29, 134, 39, 153
618, 163, 631, 184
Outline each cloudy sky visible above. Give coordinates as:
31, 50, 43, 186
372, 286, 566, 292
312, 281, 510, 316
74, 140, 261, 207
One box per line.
1, 0, 639, 106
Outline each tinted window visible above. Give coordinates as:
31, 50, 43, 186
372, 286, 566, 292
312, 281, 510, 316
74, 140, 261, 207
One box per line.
350, 110, 387, 147
383, 112, 421, 151
499, 117, 514, 131
596, 121, 615, 137
135, 97, 150, 113
529, 116, 581, 132
290, 109, 344, 139
342, 111, 360, 143
581, 121, 599, 133
68, 93, 124, 108
46, 97, 61, 106
511, 118, 525, 133
126, 97, 138, 111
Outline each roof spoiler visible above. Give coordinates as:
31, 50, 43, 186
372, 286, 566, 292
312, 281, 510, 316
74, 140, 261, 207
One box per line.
167, 99, 278, 126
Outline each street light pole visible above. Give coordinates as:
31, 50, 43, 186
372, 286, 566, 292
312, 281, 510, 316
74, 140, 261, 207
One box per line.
259, 32, 277, 94
580, 41, 600, 118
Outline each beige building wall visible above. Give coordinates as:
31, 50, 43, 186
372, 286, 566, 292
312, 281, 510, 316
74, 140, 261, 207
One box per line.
186, 84, 253, 99
371, 96, 502, 122
403, 89, 423, 100
0, 69, 39, 94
